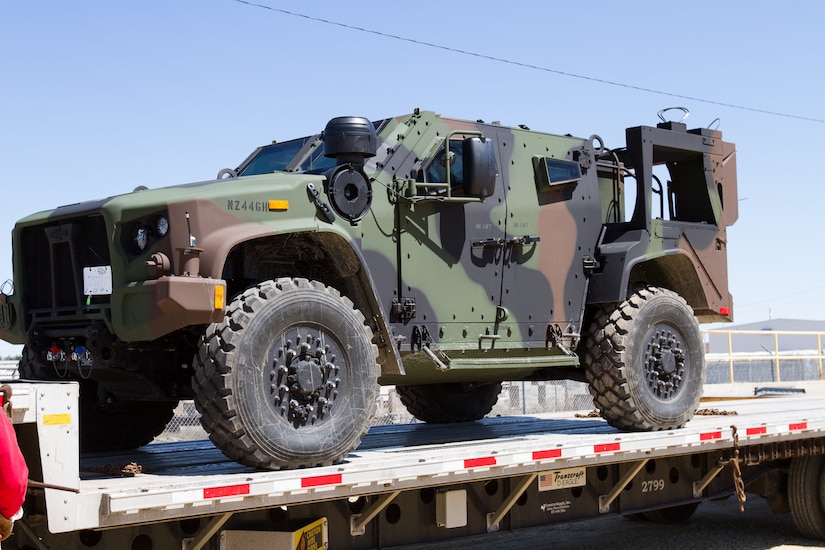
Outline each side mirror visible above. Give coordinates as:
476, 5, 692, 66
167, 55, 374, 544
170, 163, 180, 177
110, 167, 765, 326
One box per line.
463, 137, 497, 198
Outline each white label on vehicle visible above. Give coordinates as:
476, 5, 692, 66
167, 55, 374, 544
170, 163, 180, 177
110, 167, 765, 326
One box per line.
83, 266, 113, 295
538, 466, 586, 491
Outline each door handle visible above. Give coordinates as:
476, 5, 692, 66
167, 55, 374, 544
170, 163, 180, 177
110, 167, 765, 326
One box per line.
471, 235, 540, 248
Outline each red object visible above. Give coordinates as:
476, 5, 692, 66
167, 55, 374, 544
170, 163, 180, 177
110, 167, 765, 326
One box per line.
0, 413, 27, 518
464, 456, 496, 468
301, 473, 342, 488
203, 483, 250, 499
532, 449, 562, 460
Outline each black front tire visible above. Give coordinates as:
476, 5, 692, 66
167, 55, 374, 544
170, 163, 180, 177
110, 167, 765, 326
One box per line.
582, 287, 704, 431
77, 382, 177, 451
19, 346, 176, 451
193, 278, 379, 469
396, 382, 502, 423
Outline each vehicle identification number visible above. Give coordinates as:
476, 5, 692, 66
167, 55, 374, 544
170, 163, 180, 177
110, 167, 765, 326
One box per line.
641, 479, 665, 492
227, 200, 269, 212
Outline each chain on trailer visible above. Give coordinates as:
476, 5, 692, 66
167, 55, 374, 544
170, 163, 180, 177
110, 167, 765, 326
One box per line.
728, 426, 747, 511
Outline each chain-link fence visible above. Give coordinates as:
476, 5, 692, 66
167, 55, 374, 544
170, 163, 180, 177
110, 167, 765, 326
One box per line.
705, 328, 825, 384
5, 326, 825, 444
158, 380, 595, 441
706, 353, 823, 384
158, 328, 825, 442
0, 362, 17, 380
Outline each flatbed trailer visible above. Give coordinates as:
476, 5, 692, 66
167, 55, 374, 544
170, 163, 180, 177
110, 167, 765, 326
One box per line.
7, 380, 825, 549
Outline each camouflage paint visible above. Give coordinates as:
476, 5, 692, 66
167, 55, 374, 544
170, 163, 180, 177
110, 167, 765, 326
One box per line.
0, 110, 737, 393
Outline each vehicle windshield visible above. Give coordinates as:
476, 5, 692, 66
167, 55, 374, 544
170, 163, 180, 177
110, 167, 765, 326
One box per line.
236, 119, 390, 177
238, 137, 324, 176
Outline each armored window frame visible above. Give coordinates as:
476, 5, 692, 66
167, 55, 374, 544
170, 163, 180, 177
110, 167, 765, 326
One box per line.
422, 139, 465, 193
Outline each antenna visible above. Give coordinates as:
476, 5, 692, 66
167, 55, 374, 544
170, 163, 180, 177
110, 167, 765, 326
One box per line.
185, 211, 197, 247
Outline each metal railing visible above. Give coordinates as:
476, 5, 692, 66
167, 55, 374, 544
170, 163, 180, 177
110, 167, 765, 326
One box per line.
6, 329, 825, 441
704, 329, 825, 384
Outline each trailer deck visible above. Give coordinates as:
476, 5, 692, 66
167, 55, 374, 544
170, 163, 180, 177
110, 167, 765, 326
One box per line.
11, 381, 825, 549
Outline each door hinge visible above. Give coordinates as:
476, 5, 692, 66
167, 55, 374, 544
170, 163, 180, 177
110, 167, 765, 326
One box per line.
582, 255, 600, 274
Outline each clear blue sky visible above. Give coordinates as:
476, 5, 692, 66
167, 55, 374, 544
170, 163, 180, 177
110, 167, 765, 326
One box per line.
1, 1, 823, 356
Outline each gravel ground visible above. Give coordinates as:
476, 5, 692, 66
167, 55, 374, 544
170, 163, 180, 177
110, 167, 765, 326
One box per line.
401, 495, 824, 550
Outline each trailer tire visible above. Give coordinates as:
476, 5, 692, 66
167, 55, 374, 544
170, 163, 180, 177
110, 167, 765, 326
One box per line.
582, 287, 704, 431
18, 346, 176, 451
193, 278, 379, 469
642, 501, 700, 523
396, 382, 501, 423
790, 455, 825, 538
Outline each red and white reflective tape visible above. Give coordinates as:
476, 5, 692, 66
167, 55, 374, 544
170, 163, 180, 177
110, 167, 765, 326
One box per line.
203, 483, 250, 499
532, 448, 563, 460
594, 442, 621, 453
102, 401, 825, 520
699, 431, 723, 441
442, 456, 498, 472
464, 456, 497, 469
300, 473, 342, 489
196, 473, 345, 506
741, 421, 809, 439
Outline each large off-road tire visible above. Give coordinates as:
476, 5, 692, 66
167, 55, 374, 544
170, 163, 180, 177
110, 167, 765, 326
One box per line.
193, 278, 379, 470
581, 287, 704, 431
77, 383, 177, 451
790, 455, 825, 538
396, 382, 502, 423
18, 347, 176, 451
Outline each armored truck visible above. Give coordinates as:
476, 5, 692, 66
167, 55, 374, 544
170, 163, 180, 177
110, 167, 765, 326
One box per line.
0, 109, 738, 469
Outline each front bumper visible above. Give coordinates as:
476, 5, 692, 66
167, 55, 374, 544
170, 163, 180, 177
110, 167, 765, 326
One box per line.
115, 276, 226, 341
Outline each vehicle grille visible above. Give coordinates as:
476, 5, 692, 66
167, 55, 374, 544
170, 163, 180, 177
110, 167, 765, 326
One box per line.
20, 215, 111, 311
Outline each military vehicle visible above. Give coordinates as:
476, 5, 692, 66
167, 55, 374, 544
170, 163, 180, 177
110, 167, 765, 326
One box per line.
0, 108, 737, 469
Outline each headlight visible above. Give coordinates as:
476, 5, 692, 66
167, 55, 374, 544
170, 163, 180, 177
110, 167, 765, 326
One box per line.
156, 216, 169, 237
133, 225, 149, 251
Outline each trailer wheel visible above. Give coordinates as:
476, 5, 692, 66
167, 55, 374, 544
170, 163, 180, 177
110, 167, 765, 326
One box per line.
193, 278, 379, 469
396, 382, 501, 423
789, 455, 825, 538
642, 501, 700, 523
18, 346, 176, 451
582, 287, 704, 431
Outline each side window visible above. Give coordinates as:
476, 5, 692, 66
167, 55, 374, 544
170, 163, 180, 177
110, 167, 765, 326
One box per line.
666, 156, 718, 224
425, 141, 464, 190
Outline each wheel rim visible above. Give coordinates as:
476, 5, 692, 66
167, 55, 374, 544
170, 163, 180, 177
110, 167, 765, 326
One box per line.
643, 323, 687, 400
267, 325, 346, 428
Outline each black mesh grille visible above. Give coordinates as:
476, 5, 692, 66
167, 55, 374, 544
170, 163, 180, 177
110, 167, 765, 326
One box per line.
20, 215, 111, 311
53, 242, 75, 307
20, 226, 50, 310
